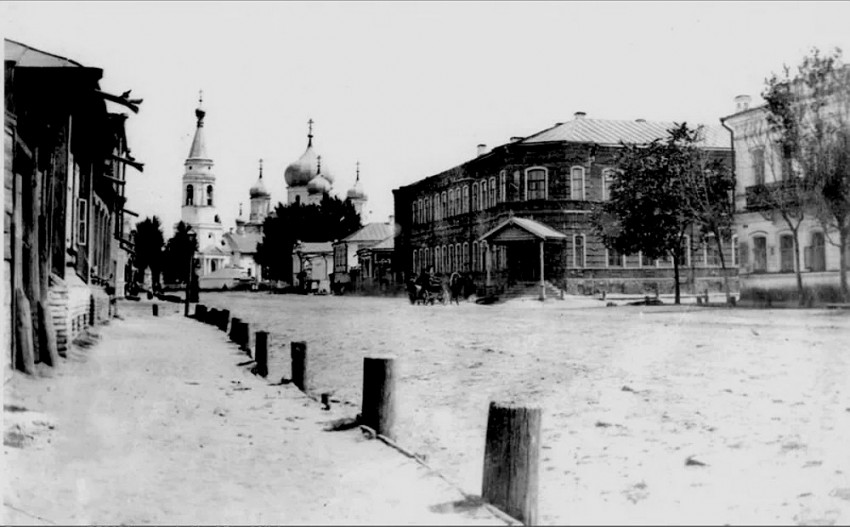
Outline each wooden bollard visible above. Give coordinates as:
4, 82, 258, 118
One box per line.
152, 304, 159, 317
240, 322, 251, 355
254, 331, 268, 377
195, 304, 207, 321
361, 356, 397, 439
205, 308, 217, 325
482, 401, 541, 526
290, 341, 308, 392
229, 317, 242, 342
219, 309, 230, 332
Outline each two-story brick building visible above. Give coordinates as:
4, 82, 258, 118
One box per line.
393, 112, 736, 299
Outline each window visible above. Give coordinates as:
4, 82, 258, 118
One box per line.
206, 185, 214, 206
489, 177, 497, 207
443, 245, 448, 272
435, 246, 441, 273
441, 192, 447, 218
463, 186, 469, 214
412, 203, 417, 224
682, 236, 691, 267
482, 179, 489, 209
779, 143, 794, 181
705, 234, 721, 267
185, 184, 194, 206
526, 168, 547, 200
640, 251, 653, 267
76, 198, 88, 246
573, 235, 585, 267
779, 234, 795, 272
811, 232, 826, 272
751, 147, 766, 185
607, 247, 623, 267
753, 235, 767, 272
472, 183, 479, 211
602, 169, 616, 201
413, 250, 418, 273
424, 198, 430, 223
731, 235, 739, 267
418, 199, 424, 223
419, 248, 425, 272
448, 189, 454, 216
455, 243, 461, 272
463, 242, 469, 270
472, 241, 479, 271
499, 171, 506, 203
434, 194, 441, 220
570, 166, 585, 200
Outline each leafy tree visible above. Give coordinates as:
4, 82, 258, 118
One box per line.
256, 195, 361, 282
763, 47, 850, 300
131, 216, 165, 290
162, 221, 198, 284
594, 123, 731, 304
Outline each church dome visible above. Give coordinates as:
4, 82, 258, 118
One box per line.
249, 161, 270, 198
284, 119, 335, 187
307, 174, 332, 195
346, 161, 367, 200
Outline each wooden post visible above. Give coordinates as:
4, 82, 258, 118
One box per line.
482, 401, 541, 526
15, 288, 36, 375
37, 301, 59, 367
206, 308, 217, 325
152, 304, 159, 317
291, 341, 308, 392
195, 304, 207, 321
539, 240, 545, 301
219, 309, 230, 332
229, 317, 242, 342
361, 356, 397, 439
240, 322, 251, 355
254, 331, 268, 377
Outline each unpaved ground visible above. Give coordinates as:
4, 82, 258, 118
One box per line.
2, 300, 507, 526
197, 292, 850, 525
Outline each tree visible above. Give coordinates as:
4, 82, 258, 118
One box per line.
594, 123, 731, 304
162, 221, 198, 285
131, 216, 165, 290
255, 195, 361, 282
763, 47, 850, 300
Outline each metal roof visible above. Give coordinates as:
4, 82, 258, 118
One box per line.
295, 241, 333, 254
363, 235, 395, 252
5, 39, 85, 68
479, 217, 567, 243
343, 222, 394, 243
523, 117, 730, 149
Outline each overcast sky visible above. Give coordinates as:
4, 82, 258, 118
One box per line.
4, 1, 850, 237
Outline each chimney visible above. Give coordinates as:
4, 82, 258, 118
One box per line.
734, 94, 751, 112
635, 118, 646, 123
574, 111, 586, 119
477, 144, 488, 157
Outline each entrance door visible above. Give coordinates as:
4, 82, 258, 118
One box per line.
506, 242, 540, 283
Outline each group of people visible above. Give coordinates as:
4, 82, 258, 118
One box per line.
407, 266, 475, 305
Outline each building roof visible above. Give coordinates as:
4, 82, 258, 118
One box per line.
5, 39, 85, 68
522, 116, 730, 149
295, 241, 333, 254
199, 244, 230, 256
224, 231, 262, 254
479, 217, 567, 243
369, 235, 395, 251
343, 222, 394, 243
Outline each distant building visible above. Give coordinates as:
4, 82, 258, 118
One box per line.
721, 93, 849, 304
356, 233, 396, 294
284, 120, 335, 206
293, 241, 334, 293
180, 93, 227, 277
5, 38, 141, 369
331, 219, 394, 293
393, 112, 735, 299
222, 159, 270, 281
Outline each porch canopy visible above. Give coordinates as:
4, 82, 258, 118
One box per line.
478, 216, 566, 300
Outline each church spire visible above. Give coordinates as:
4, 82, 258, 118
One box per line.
187, 90, 209, 160
356, 161, 360, 182
258, 158, 263, 178
307, 118, 314, 147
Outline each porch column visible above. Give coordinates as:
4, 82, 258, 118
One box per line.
539, 240, 545, 301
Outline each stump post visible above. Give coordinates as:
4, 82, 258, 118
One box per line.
254, 331, 268, 377
219, 309, 230, 332
229, 317, 242, 342
482, 401, 541, 526
195, 304, 207, 321
205, 308, 217, 325
152, 304, 159, 317
240, 322, 251, 355
361, 356, 397, 439
290, 341, 308, 392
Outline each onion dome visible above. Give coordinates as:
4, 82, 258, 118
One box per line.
249, 159, 270, 198
307, 154, 331, 195
346, 161, 367, 200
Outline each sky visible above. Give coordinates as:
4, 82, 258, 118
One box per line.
4, 1, 850, 237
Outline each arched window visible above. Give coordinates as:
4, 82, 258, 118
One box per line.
752, 235, 767, 272
810, 232, 826, 271
525, 168, 547, 200
482, 179, 489, 209
602, 169, 616, 201
206, 185, 214, 206
448, 245, 455, 272
499, 171, 506, 202
463, 242, 469, 270
441, 192, 447, 218
419, 248, 424, 272
481, 241, 489, 271
570, 166, 585, 200
463, 186, 469, 214
472, 182, 479, 211
455, 243, 461, 271
424, 247, 430, 268
472, 241, 479, 271
185, 184, 194, 206
435, 246, 441, 273
424, 197, 430, 223
448, 189, 455, 216
489, 177, 497, 207
573, 235, 585, 268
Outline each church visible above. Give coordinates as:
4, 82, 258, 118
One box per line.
179, 97, 368, 288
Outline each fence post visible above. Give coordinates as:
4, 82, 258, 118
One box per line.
255, 331, 268, 377
482, 401, 541, 526
361, 356, 397, 439
291, 341, 308, 392
152, 304, 159, 317
229, 317, 242, 342
219, 309, 230, 332
240, 322, 251, 355
195, 304, 207, 321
